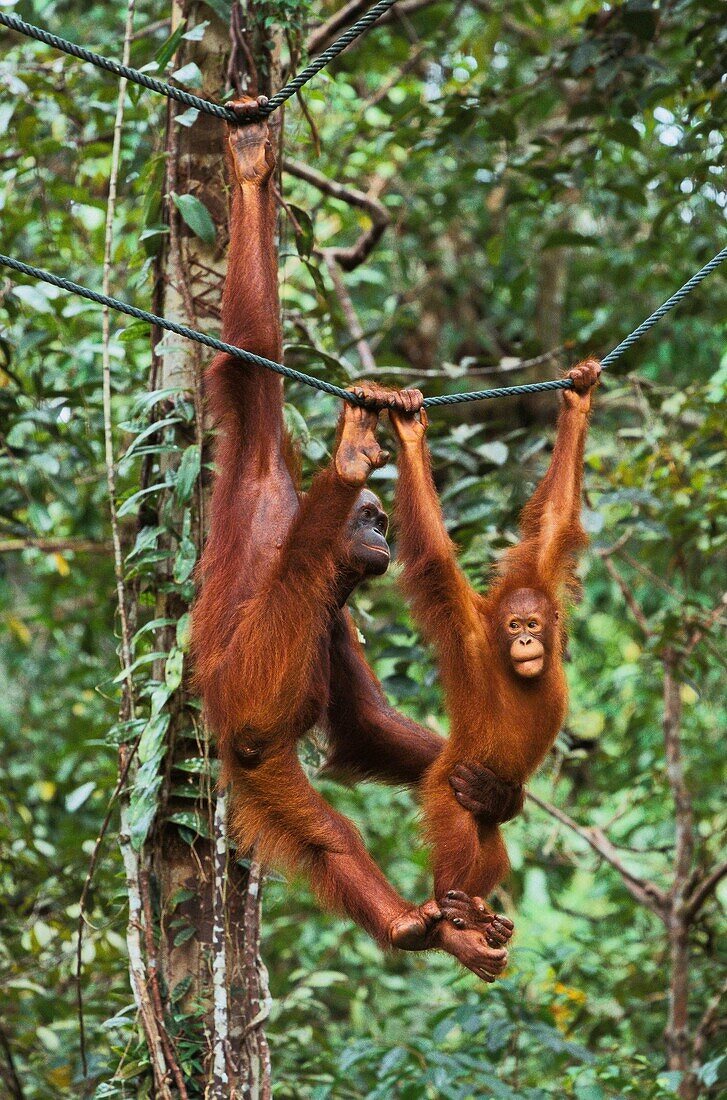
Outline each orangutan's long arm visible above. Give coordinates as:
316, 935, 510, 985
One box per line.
517, 359, 600, 584
395, 431, 482, 657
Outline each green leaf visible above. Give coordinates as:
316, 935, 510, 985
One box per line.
199, 0, 232, 20
174, 445, 201, 505
182, 21, 209, 41
176, 612, 191, 650
155, 21, 187, 72
165, 648, 184, 692
138, 714, 170, 765
542, 230, 598, 250
167, 811, 211, 838
128, 778, 162, 850
175, 107, 200, 128
289, 204, 315, 259
172, 193, 216, 245
65, 781, 95, 813
283, 402, 310, 447
117, 481, 172, 518
606, 120, 642, 149
168, 887, 196, 909
172, 62, 203, 88
173, 924, 196, 947
284, 344, 352, 385
476, 441, 509, 466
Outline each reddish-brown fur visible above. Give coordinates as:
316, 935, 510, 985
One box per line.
392, 362, 600, 932
190, 106, 509, 978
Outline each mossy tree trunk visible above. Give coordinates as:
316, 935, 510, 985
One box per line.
127, 2, 287, 1094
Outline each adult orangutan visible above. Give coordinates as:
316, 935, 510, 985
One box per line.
391, 359, 601, 953
191, 100, 510, 981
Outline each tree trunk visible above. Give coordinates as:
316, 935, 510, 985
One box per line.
127, 2, 284, 1094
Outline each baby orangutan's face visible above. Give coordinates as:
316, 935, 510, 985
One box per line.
498, 588, 557, 679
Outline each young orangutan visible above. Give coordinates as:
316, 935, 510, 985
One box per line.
391, 360, 601, 957
191, 100, 510, 981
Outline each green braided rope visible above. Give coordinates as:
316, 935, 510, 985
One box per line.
0, 12, 240, 122
261, 0, 399, 114
423, 245, 727, 407
0, 247, 724, 406
0, 254, 363, 404
0, 3, 399, 122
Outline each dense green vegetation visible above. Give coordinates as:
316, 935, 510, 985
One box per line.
0, 1, 724, 1097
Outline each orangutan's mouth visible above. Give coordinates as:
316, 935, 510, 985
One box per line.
513, 656, 544, 678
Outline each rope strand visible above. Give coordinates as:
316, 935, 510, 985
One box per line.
0, 254, 362, 404
0, 3, 399, 122
260, 0, 399, 115
0, 13, 239, 121
1, 247, 724, 407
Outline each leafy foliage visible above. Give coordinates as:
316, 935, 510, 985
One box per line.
0, 1, 725, 1097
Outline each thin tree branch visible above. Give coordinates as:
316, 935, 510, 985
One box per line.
210, 789, 230, 1099
599, 554, 650, 635
684, 592, 727, 656
140, 868, 189, 1099
306, 0, 439, 55
0, 1024, 24, 1100
527, 790, 668, 917
321, 251, 377, 373
685, 859, 727, 921
118, 744, 173, 1100
131, 17, 170, 40
78, 1, 138, 1077
240, 853, 272, 1096
663, 653, 693, 902
692, 976, 727, 1065
662, 650, 695, 1084
469, 0, 542, 45
0, 538, 113, 553
166, 108, 207, 545
284, 157, 390, 270
329, 347, 565, 379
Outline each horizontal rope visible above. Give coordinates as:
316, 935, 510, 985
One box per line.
0, 247, 725, 406
0, 3, 399, 122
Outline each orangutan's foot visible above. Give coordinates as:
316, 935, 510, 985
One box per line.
389, 900, 442, 951
335, 400, 389, 487
430, 917, 508, 982
227, 98, 275, 186
440, 890, 514, 948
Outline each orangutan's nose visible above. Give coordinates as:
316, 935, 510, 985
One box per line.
519, 637, 532, 646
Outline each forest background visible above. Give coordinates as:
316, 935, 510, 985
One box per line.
0, 1, 725, 1098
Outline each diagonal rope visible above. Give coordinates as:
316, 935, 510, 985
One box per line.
422, 245, 727, 407
600, 246, 727, 368
0, 247, 725, 406
0, 12, 239, 121
0, 254, 363, 404
260, 0, 399, 115
0, 3, 399, 122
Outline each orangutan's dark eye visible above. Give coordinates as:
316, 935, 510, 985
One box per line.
509, 620, 519, 631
